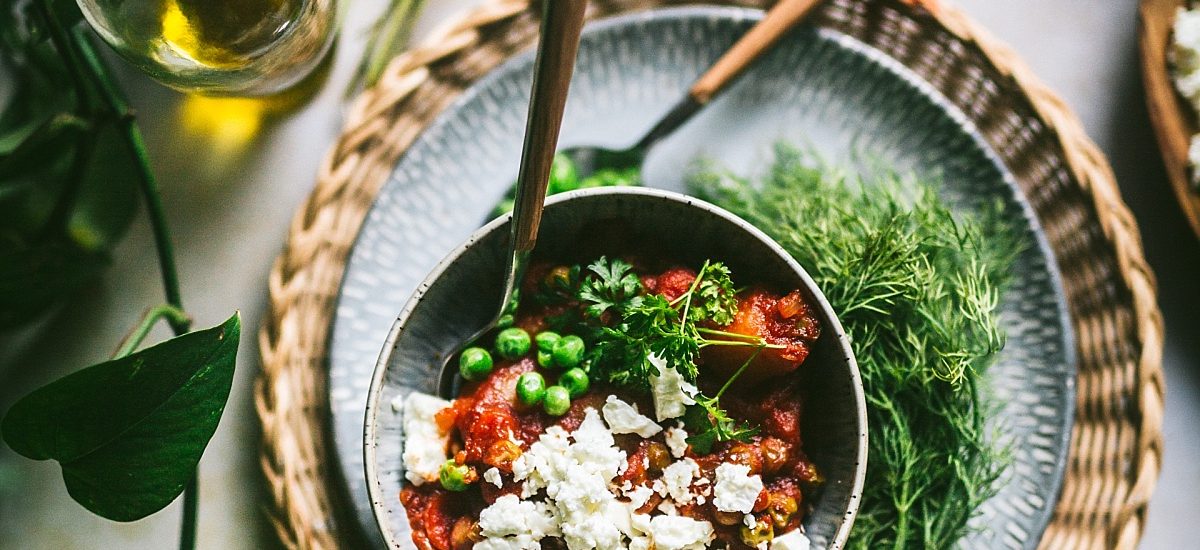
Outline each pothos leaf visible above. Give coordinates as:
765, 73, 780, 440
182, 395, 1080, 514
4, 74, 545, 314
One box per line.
0, 314, 240, 521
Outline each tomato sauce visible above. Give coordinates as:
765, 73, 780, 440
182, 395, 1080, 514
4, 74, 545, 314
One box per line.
398, 263, 823, 550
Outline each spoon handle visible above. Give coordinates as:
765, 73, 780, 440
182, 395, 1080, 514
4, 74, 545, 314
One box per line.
689, 0, 823, 104
511, 0, 588, 252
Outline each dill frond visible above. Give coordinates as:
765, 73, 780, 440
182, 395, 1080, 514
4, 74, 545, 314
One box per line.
692, 144, 1021, 549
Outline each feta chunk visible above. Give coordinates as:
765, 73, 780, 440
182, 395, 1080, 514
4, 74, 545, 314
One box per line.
484, 467, 503, 488
648, 515, 715, 550
602, 395, 663, 438
664, 425, 689, 458
661, 458, 700, 504
473, 535, 542, 550
478, 494, 559, 539
400, 392, 450, 486
713, 463, 765, 514
626, 485, 654, 509
647, 355, 697, 421
771, 529, 812, 550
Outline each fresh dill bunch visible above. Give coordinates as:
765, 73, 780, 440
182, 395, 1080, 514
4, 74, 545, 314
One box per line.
691, 144, 1022, 550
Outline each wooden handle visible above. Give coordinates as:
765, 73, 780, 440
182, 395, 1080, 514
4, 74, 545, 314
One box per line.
689, 0, 823, 104
511, 0, 588, 252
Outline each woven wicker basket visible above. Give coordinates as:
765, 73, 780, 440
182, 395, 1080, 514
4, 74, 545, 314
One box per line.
255, 1, 1165, 549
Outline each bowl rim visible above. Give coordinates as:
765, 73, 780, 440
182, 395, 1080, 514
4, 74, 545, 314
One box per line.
364, 186, 868, 549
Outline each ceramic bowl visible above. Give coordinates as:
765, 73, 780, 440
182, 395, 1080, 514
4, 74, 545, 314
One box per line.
364, 187, 868, 549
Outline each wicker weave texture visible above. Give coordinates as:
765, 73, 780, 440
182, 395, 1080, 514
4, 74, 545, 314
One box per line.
255, 1, 1164, 549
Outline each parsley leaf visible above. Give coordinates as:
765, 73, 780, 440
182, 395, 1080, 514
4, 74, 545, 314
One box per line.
688, 263, 739, 325
578, 256, 642, 319
684, 396, 760, 454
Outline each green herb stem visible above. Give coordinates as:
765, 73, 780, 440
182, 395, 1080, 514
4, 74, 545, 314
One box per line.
674, 259, 710, 327
697, 339, 783, 350
113, 304, 192, 359
715, 345, 763, 399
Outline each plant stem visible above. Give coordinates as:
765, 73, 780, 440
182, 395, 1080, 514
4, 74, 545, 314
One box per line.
70, 24, 197, 550
32, 0, 95, 115
113, 304, 192, 359
180, 476, 198, 550
70, 28, 190, 335
715, 345, 764, 399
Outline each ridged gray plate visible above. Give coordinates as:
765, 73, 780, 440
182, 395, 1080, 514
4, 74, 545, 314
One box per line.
331, 6, 1075, 549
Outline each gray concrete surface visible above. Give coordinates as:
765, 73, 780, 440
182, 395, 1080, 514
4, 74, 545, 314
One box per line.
0, 1, 1194, 548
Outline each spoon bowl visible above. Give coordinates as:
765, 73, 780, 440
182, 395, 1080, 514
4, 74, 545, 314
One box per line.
364, 187, 867, 549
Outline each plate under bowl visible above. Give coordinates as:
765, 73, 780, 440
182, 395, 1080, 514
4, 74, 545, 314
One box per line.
334, 6, 1075, 549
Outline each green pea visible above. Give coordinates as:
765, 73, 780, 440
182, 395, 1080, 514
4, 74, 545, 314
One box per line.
496, 314, 515, 329
560, 368, 590, 398
516, 372, 547, 406
537, 350, 555, 369
439, 459, 471, 491
547, 153, 579, 194
459, 347, 493, 381
551, 335, 586, 369
535, 331, 561, 351
495, 327, 531, 360
543, 386, 571, 416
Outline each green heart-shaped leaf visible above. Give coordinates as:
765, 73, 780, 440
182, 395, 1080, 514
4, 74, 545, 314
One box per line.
1, 314, 240, 521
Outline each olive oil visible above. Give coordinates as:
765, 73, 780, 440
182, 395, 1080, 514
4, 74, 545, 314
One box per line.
78, 0, 336, 94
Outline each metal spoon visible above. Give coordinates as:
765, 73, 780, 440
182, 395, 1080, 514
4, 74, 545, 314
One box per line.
567, 0, 823, 175
436, 0, 588, 398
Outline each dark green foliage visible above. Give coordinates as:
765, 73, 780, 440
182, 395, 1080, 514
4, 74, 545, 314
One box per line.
1, 314, 241, 521
692, 144, 1019, 549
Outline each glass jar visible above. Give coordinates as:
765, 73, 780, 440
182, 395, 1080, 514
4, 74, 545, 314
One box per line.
75, 0, 337, 95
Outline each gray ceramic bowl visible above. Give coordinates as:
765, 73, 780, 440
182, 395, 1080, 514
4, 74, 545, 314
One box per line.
364, 187, 868, 549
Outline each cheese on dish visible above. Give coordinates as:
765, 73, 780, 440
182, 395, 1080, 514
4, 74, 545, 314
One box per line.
602, 395, 662, 438
713, 463, 765, 514
398, 392, 451, 486
770, 528, 812, 550
647, 355, 698, 421
1173, 7, 1200, 187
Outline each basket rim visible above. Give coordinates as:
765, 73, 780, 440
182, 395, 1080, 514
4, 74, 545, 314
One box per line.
255, 2, 1165, 549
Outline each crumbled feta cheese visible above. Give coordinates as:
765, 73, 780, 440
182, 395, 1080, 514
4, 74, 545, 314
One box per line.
1174, 7, 1200, 187
744, 513, 757, 528
713, 463, 764, 514
473, 534, 542, 550
651, 478, 668, 497
647, 355, 697, 421
648, 515, 715, 550
400, 392, 450, 486
661, 458, 699, 504
502, 408, 630, 550
478, 494, 559, 539
602, 395, 662, 438
664, 425, 689, 458
484, 467, 503, 488
1190, 137, 1200, 188
626, 485, 654, 509
771, 529, 812, 550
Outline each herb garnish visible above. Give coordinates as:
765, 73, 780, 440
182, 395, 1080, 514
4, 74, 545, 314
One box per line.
542, 256, 777, 450
692, 144, 1019, 550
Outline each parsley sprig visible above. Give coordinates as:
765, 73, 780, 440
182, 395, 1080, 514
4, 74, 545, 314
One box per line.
542, 256, 779, 451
